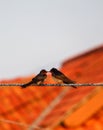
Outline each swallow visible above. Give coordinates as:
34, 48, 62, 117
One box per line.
50, 68, 76, 88
21, 69, 47, 88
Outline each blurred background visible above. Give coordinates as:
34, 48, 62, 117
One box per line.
0, 0, 103, 79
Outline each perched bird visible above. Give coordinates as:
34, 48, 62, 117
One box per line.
50, 68, 76, 88
21, 69, 47, 88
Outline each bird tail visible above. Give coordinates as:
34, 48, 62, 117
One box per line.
71, 85, 77, 88
21, 81, 33, 88
71, 81, 77, 88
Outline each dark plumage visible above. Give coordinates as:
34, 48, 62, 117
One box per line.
21, 69, 47, 88
50, 68, 76, 88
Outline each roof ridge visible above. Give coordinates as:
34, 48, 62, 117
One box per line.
62, 45, 103, 66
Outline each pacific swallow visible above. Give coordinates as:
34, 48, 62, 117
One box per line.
50, 68, 76, 88
21, 69, 47, 88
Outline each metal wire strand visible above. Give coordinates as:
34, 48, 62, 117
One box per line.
0, 118, 28, 127
0, 118, 50, 130
0, 83, 103, 87
0, 118, 43, 129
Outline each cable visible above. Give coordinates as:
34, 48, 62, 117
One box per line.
0, 118, 50, 130
28, 88, 69, 130
0, 83, 102, 87
0, 118, 28, 127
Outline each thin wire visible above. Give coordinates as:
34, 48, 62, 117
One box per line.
0, 118, 44, 129
28, 87, 69, 130
0, 118, 51, 130
0, 118, 28, 127
0, 83, 103, 87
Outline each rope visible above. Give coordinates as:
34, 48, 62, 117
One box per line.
0, 83, 102, 87
0, 118, 43, 129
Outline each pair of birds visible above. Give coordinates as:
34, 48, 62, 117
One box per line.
21, 68, 76, 88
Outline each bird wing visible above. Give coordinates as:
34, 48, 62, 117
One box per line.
32, 74, 47, 83
57, 72, 75, 84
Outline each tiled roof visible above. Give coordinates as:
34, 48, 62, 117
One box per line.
0, 45, 103, 130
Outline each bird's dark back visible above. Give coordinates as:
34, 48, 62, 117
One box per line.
32, 73, 47, 82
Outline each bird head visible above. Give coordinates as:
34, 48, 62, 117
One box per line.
40, 69, 47, 74
50, 68, 58, 74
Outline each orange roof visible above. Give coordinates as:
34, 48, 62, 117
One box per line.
0, 45, 103, 130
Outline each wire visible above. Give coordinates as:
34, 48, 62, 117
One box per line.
0, 118, 28, 127
0, 83, 103, 87
0, 118, 47, 130
28, 88, 69, 130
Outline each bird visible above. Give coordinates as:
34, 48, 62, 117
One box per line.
50, 68, 77, 88
21, 69, 47, 88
